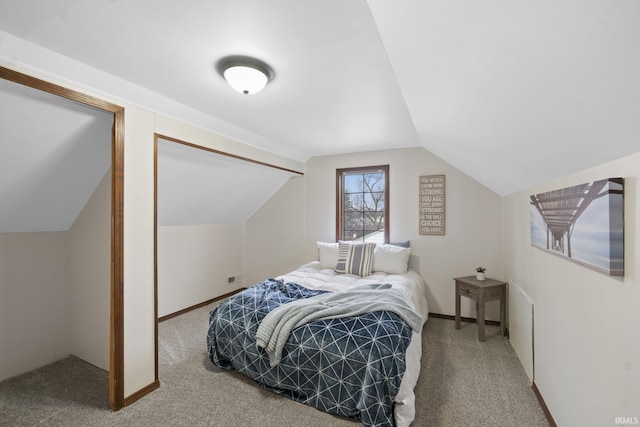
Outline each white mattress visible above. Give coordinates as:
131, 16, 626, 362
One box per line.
277, 261, 429, 427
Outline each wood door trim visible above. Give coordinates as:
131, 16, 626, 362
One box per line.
155, 133, 304, 176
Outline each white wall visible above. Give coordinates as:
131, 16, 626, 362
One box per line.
502, 151, 640, 426
157, 223, 244, 317
0, 169, 111, 381
0, 232, 70, 381
304, 147, 503, 318
119, 106, 156, 397
68, 169, 111, 371
244, 176, 306, 286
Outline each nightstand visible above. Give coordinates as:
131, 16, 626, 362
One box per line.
454, 276, 507, 341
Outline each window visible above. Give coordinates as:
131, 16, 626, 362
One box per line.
336, 165, 389, 244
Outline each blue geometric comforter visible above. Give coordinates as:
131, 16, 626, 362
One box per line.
207, 279, 413, 427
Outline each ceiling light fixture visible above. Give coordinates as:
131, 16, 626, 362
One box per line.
217, 56, 274, 95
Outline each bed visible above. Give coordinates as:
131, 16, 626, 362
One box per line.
207, 242, 429, 427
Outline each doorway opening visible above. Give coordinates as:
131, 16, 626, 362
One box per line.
153, 134, 302, 382
0, 67, 125, 410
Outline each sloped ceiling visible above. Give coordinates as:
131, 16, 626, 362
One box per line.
0, 79, 297, 232
1, 1, 640, 196
0, 78, 112, 233
367, 0, 640, 194
157, 138, 298, 226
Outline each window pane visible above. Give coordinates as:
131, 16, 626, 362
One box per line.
346, 192, 364, 210
344, 211, 363, 228
342, 230, 363, 241
364, 212, 385, 229
363, 215, 378, 231
363, 192, 384, 210
343, 193, 357, 212
363, 231, 385, 244
344, 174, 362, 194
365, 172, 384, 192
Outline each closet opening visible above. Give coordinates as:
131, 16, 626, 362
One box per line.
153, 134, 302, 383
0, 67, 125, 410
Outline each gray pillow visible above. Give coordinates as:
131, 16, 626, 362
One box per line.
389, 240, 410, 248
335, 242, 376, 276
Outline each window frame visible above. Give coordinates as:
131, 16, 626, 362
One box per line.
336, 165, 389, 243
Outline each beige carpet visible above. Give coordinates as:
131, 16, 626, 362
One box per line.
0, 302, 549, 426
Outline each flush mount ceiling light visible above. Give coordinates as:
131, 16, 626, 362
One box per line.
217, 56, 274, 95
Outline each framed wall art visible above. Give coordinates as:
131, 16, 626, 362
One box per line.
530, 177, 624, 276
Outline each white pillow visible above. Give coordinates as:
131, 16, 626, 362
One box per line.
373, 244, 411, 274
317, 241, 339, 269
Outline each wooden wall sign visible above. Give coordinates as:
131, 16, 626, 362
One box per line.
419, 174, 445, 235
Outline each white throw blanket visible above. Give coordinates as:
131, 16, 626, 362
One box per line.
255, 284, 424, 367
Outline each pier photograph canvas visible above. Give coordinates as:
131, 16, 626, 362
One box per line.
530, 178, 624, 276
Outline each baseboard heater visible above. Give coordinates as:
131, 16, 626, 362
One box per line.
508, 279, 534, 381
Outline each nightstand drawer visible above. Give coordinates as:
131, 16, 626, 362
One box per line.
457, 282, 478, 298
483, 286, 504, 300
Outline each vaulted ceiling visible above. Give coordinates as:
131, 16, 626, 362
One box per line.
1, 1, 639, 204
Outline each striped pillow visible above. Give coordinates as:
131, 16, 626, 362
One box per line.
335, 242, 376, 276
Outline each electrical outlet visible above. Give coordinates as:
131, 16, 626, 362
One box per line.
226, 274, 242, 285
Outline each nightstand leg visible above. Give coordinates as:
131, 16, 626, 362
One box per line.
500, 290, 506, 336
478, 292, 485, 341
455, 286, 461, 330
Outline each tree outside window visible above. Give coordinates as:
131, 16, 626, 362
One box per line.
336, 165, 389, 243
